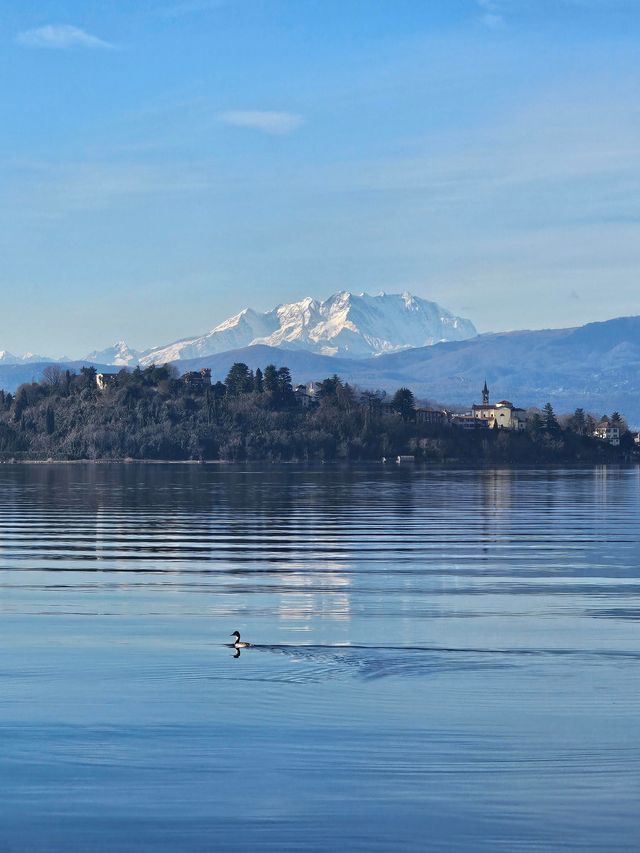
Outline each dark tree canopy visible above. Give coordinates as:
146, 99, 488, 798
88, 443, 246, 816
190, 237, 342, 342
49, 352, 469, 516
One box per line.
392, 388, 416, 421
543, 402, 559, 432
0, 361, 632, 465
263, 365, 279, 394
568, 408, 586, 435
225, 363, 253, 395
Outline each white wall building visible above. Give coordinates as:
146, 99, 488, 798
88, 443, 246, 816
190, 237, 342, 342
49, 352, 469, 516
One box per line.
471, 382, 528, 431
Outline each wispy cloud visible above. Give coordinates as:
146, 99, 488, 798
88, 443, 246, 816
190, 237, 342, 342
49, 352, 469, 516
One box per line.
16, 24, 114, 50
476, 0, 506, 27
217, 110, 304, 135
2, 159, 213, 217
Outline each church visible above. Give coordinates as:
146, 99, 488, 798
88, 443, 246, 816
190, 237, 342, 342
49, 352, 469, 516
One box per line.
472, 381, 528, 431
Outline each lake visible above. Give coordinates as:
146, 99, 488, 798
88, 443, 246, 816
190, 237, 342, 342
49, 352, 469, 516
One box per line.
0, 464, 639, 851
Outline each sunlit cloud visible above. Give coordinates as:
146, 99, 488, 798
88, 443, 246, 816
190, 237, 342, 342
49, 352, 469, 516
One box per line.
217, 110, 304, 135
16, 24, 114, 50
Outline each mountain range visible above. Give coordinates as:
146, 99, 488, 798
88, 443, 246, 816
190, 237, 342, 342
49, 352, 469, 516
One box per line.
84, 341, 141, 367
1, 292, 639, 424
168, 316, 640, 424
0, 291, 477, 366
137, 291, 477, 363
0, 350, 52, 365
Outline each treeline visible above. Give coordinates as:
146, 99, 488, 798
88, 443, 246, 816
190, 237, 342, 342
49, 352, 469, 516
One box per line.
0, 362, 635, 463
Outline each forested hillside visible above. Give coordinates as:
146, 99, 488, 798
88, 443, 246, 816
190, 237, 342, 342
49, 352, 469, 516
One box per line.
0, 362, 634, 464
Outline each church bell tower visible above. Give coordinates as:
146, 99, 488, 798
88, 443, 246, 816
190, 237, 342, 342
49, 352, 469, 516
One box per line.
482, 380, 490, 406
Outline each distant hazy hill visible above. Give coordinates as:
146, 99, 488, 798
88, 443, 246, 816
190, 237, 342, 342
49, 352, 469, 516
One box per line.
138, 291, 477, 364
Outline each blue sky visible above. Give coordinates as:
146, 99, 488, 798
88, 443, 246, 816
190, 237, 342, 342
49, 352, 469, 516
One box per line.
1, 0, 640, 357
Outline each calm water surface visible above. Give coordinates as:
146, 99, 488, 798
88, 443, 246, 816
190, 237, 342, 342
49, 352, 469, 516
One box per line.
0, 464, 639, 851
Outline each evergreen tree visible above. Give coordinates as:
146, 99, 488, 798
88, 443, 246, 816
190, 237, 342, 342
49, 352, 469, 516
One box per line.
263, 364, 279, 394
392, 388, 416, 421
610, 411, 628, 433
277, 366, 293, 392
319, 375, 341, 398
224, 363, 252, 395
528, 412, 544, 436
543, 402, 559, 432
254, 367, 264, 393
80, 366, 97, 386
568, 407, 586, 435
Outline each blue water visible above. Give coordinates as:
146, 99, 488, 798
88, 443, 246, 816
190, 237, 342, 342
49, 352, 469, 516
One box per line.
0, 464, 639, 851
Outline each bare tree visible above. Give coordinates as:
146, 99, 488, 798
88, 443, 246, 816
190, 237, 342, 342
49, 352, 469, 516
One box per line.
42, 365, 65, 392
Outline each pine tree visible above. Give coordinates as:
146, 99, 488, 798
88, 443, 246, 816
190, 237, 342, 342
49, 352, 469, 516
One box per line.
319, 375, 341, 397
569, 407, 586, 435
528, 412, 544, 436
263, 364, 278, 394
275, 367, 294, 406
392, 388, 416, 421
224, 363, 252, 395
543, 402, 559, 432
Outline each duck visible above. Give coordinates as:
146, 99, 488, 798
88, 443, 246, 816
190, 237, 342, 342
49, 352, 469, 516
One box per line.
230, 630, 251, 648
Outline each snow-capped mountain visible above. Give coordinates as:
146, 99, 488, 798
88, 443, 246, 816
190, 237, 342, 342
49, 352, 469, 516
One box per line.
0, 350, 54, 365
84, 341, 141, 366
139, 292, 477, 364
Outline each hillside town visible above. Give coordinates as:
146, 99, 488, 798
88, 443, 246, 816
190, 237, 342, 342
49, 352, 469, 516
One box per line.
286, 376, 633, 448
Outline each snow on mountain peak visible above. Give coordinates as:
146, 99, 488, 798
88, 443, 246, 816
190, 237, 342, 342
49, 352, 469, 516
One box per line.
84, 340, 141, 366
0, 350, 54, 364
138, 291, 477, 365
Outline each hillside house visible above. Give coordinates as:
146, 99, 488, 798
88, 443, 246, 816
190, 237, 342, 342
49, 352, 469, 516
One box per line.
416, 408, 447, 426
96, 373, 118, 391
181, 368, 211, 391
450, 413, 488, 430
294, 382, 321, 408
593, 420, 621, 446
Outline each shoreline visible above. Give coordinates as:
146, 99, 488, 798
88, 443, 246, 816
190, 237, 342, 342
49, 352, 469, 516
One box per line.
1, 458, 638, 469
